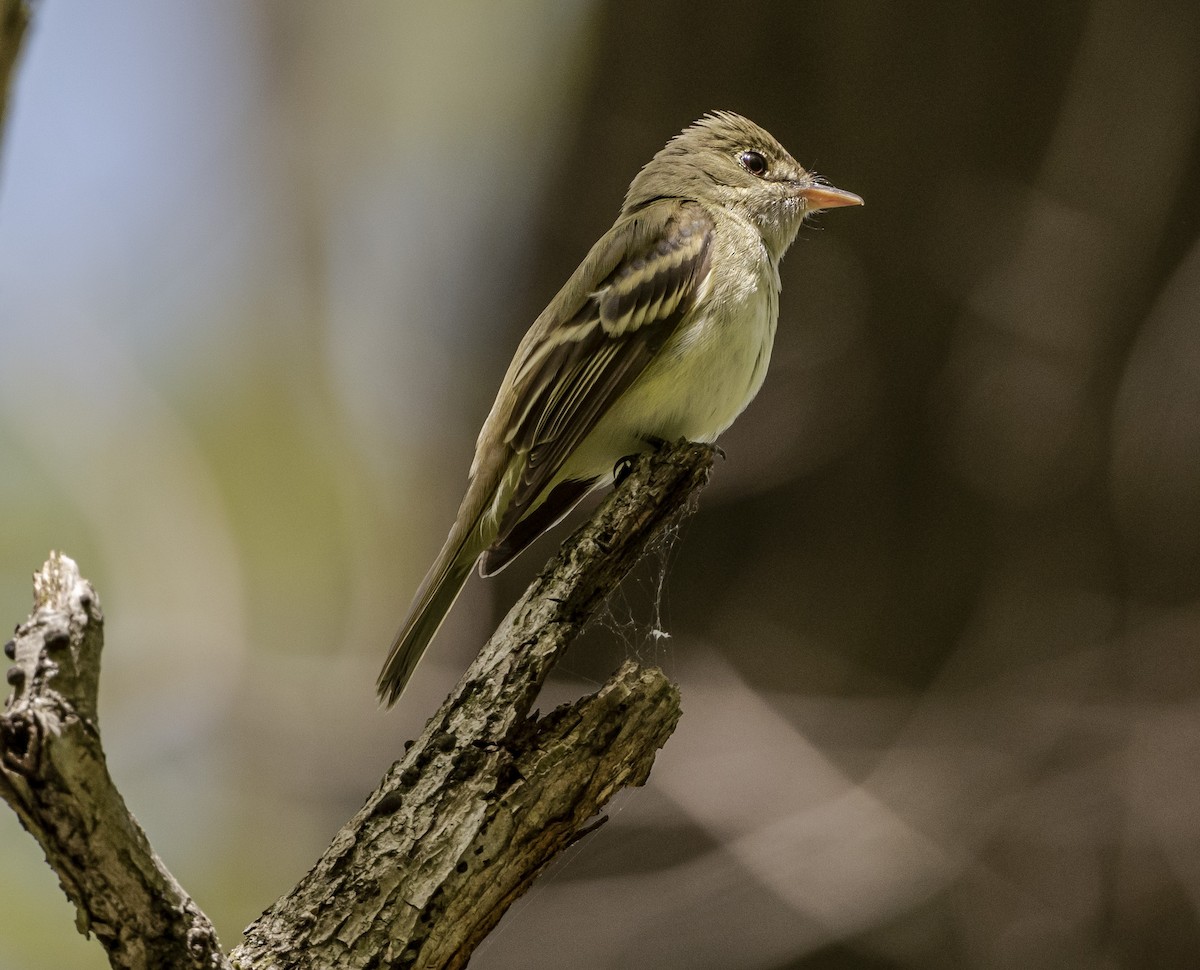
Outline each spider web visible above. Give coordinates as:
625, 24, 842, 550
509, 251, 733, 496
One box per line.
591, 504, 695, 673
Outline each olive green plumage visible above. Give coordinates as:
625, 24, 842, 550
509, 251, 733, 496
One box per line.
378, 111, 861, 705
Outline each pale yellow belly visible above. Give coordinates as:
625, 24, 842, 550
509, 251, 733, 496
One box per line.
561, 272, 779, 485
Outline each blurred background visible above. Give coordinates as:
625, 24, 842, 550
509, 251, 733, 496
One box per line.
2, 1, 1199, 967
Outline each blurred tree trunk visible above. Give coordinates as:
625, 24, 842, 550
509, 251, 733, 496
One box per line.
0, 0, 30, 155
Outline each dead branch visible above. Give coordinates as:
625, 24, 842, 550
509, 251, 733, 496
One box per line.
1, 442, 714, 970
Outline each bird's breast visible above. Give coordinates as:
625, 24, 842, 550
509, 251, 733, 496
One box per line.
589, 240, 780, 464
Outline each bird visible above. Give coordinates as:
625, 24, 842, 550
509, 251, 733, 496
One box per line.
378, 111, 862, 705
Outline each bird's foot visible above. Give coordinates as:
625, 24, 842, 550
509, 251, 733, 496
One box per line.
613, 455, 638, 486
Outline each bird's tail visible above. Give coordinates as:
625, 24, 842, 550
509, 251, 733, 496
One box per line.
377, 524, 483, 706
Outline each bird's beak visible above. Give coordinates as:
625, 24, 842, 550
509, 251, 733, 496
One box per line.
798, 183, 864, 211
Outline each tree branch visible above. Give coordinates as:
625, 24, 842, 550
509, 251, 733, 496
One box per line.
0, 553, 231, 970
2, 442, 713, 969
234, 440, 712, 968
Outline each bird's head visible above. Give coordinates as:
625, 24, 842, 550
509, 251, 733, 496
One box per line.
623, 111, 862, 260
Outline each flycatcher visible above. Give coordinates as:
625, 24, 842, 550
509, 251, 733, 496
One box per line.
378, 111, 862, 705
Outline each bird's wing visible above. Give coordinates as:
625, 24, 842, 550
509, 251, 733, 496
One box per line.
379, 201, 713, 702
490, 200, 714, 552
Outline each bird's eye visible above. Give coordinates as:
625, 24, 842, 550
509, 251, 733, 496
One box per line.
739, 150, 768, 177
